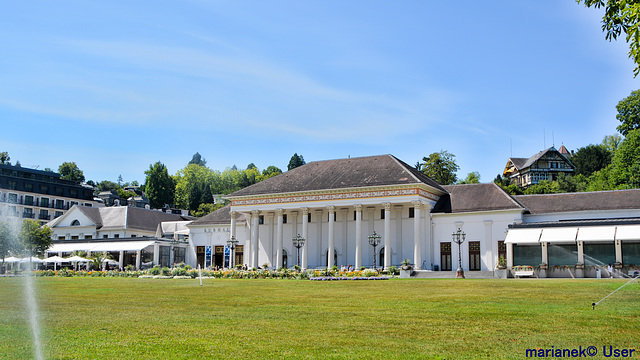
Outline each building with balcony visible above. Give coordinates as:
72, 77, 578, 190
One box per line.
503, 146, 575, 188
0, 163, 100, 224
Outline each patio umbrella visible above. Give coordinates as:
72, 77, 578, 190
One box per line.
44, 256, 66, 271
20, 256, 44, 263
4, 256, 21, 263
65, 256, 90, 271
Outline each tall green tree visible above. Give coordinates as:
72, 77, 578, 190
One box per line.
144, 162, 175, 209
189, 152, 207, 166
578, 1, 640, 77
615, 89, 640, 136
0, 221, 16, 268
287, 153, 306, 171
419, 150, 460, 185
457, 171, 481, 184
571, 144, 612, 177
602, 134, 622, 154
261, 166, 282, 180
58, 161, 85, 183
0, 151, 9, 165
19, 219, 52, 257
609, 128, 640, 188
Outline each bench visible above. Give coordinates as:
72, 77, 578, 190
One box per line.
514, 270, 535, 278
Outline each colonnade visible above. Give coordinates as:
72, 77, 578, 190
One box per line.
230, 201, 427, 270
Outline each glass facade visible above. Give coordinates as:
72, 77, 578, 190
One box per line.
583, 243, 615, 266
548, 244, 577, 265
622, 242, 640, 265
513, 245, 541, 266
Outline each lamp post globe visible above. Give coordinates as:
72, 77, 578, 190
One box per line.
292, 234, 305, 269
227, 236, 239, 269
368, 231, 381, 270
452, 228, 466, 278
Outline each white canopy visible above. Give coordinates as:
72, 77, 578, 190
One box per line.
43, 256, 66, 263
48, 240, 156, 253
540, 227, 578, 243
504, 228, 542, 244
20, 256, 44, 263
615, 225, 640, 241
4, 256, 21, 263
577, 226, 617, 242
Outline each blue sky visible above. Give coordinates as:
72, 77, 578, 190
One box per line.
1, 1, 638, 185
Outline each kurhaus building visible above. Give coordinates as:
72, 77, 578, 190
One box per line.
188, 154, 640, 278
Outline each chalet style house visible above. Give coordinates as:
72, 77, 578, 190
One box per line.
503, 146, 574, 188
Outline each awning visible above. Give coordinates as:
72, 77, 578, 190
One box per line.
540, 227, 578, 243
577, 226, 616, 242
505, 228, 542, 244
615, 225, 640, 241
48, 241, 156, 253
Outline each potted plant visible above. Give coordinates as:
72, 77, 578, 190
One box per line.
497, 256, 507, 269
495, 256, 508, 279
400, 259, 413, 279
400, 258, 412, 270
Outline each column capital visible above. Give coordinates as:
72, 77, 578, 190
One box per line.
251, 209, 261, 216
327, 205, 336, 212
412, 201, 423, 209
383, 202, 392, 211
301, 207, 309, 215
354, 204, 363, 212
275, 208, 284, 216
230, 210, 238, 218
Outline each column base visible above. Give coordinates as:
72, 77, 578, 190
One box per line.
456, 269, 465, 278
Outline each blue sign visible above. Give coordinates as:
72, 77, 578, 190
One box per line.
205, 246, 212, 268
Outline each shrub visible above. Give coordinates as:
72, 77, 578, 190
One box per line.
161, 267, 171, 276
149, 266, 161, 276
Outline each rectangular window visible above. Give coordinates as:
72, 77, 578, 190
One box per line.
548, 244, 577, 266
71, 235, 79, 240
259, 215, 264, 225
24, 183, 33, 192
55, 187, 63, 196
409, 207, 415, 218
469, 241, 481, 271
282, 214, 287, 224
84, 203, 92, 207
622, 242, 640, 265
69, 189, 77, 198
40, 185, 49, 194
55, 199, 65, 209
131, 234, 136, 238
380, 209, 385, 219
40, 197, 49, 208
103, 234, 108, 239
307, 213, 311, 223
24, 195, 34, 206
8, 193, 17, 203
23, 208, 34, 218
84, 235, 92, 240
114, 234, 120, 238
514, 244, 542, 266
354, 211, 357, 221
38, 209, 49, 220
440, 242, 452, 271
58, 236, 65, 240
54, 211, 63, 218
7, 181, 16, 190
70, 201, 78, 207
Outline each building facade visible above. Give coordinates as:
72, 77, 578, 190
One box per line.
0, 164, 99, 224
503, 146, 575, 188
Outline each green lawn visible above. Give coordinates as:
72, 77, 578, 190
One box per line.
0, 277, 638, 359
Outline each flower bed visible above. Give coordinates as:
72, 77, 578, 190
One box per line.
309, 277, 390, 281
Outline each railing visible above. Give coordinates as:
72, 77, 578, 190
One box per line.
22, 212, 35, 219
38, 214, 51, 220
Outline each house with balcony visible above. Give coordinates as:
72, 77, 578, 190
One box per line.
0, 163, 100, 224
503, 146, 575, 188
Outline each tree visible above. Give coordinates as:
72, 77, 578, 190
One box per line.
189, 152, 207, 166
0, 221, 16, 270
609, 128, 640, 188
0, 151, 9, 164
288, 153, 306, 171
96, 180, 119, 193
58, 162, 85, 183
117, 175, 124, 187
615, 89, 640, 136
458, 171, 481, 184
419, 150, 460, 185
19, 219, 52, 257
261, 166, 283, 180
246, 163, 257, 170
571, 144, 612, 177
192, 203, 225, 218
144, 162, 176, 209
578, 1, 640, 77
602, 134, 622, 154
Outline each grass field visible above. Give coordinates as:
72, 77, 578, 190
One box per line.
0, 277, 638, 359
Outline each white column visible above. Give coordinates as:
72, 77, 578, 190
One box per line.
276, 209, 284, 269
507, 243, 514, 268
135, 250, 141, 270
413, 201, 422, 270
153, 243, 160, 266
383, 202, 391, 270
230, 211, 237, 266
541, 242, 548, 265
354, 204, 363, 269
615, 239, 623, 264
251, 210, 260, 269
301, 207, 309, 270
327, 205, 335, 268
119, 251, 124, 269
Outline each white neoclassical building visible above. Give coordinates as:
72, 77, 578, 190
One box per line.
188, 154, 640, 278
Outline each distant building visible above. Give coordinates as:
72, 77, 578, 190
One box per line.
503, 146, 575, 188
0, 163, 100, 224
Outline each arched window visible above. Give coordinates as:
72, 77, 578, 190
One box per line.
282, 249, 288, 269
325, 249, 338, 267
71, 219, 80, 226
379, 247, 385, 269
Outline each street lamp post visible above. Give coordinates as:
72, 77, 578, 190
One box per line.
368, 231, 381, 270
292, 234, 305, 269
452, 228, 466, 278
227, 236, 239, 269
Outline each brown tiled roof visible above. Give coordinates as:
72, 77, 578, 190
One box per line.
431, 183, 524, 213
507, 158, 528, 170
76, 206, 191, 232
189, 205, 247, 225
226, 155, 447, 197
513, 189, 640, 214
